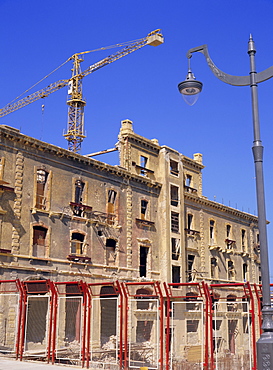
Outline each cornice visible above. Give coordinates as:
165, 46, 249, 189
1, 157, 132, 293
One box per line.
182, 156, 205, 170
185, 192, 258, 223
119, 132, 160, 155
0, 125, 162, 191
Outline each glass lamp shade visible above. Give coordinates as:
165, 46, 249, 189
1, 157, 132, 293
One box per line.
178, 71, 203, 106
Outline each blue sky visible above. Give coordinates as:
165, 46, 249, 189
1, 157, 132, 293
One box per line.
1, 0, 273, 279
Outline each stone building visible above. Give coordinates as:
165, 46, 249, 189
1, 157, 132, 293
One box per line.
0, 120, 261, 285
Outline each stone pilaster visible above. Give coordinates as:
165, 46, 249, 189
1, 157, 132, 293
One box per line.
11, 151, 24, 255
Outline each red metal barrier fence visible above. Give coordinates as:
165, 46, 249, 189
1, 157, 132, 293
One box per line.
0, 279, 271, 369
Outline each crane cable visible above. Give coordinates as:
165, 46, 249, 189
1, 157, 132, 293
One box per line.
4, 38, 144, 109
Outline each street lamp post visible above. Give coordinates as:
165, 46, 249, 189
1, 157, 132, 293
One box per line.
178, 36, 273, 369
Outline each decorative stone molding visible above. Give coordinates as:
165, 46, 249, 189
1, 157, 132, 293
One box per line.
11, 151, 24, 256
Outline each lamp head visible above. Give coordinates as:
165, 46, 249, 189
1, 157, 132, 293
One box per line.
178, 70, 203, 106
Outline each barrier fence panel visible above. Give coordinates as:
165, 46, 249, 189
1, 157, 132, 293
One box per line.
128, 297, 160, 369
90, 296, 119, 368
209, 283, 256, 370
23, 295, 50, 357
171, 300, 204, 370
0, 280, 21, 356
213, 299, 252, 370
55, 295, 83, 361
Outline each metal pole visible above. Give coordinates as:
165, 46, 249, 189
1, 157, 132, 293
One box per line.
248, 36, 273, 370
181, 36, 273, 370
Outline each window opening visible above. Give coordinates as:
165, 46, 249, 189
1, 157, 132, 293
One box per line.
170, 159, 179, 176
228, 320, 237, 354
185, 174, 192, 187
171, 212, 179, 233
171, 238, 180, 260
172, 265, 180, 284
211, 257, 217, 278
140, 156, 148, 175
100, 286, 117, 346
106, 238, 116, 252
139, 246, 149, 277
187, 320, 199, 332
71, 232, 85, 255
33, 226, 47, 258
107, 190, 117, 212
36, 169, 49, 210
241, 229, 246, 249
106, 189, 117, 225
257, 233, 260, 243
75, 180, 84, 204
243, 263, 248, 282
136, 321, 153, 342
136, 288, 151, 310
65, 284, 82, 343
227, 294, 237, 312
170, 185, 179, 206
187, 255, 195, 282
227, 260, 235, 280
210, 220, 215, 244
187, 214, 193, 230
185, 292, 198, 310
140, 200, 148, 220
226, 224, 231, 238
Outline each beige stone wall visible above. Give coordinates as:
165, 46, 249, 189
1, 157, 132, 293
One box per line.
0, 122, 260, 286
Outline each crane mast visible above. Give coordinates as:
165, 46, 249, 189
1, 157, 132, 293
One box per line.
64, 54, 86, 153
0, 30, 163, 153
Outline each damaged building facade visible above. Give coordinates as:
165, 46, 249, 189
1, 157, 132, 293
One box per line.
0, 120, 262, 368
0, 120, 260, 284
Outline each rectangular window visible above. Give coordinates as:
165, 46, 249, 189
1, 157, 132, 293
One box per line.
171, 212, 179, 233
226, 224, 231, 238
185, 174, 192, 187
33, 226, 47, 258
187, 320, 199, 333
187, 255, 195, 282
243, 263, 248, 281
36, 169, 49, 210
211, 257, 217, 278
140, 156, 148, 175
139, 246, 149, 277
170, 159, 179, 176
228, 260, 235, 280
75, 180, 85, 204
140, 200, 148, 220
171, 238, 180, 260
187, 214, 193, 230
107, 189, 117, 225
71, 232, 85, 255
170, 185, 179, 206
210, 220, 215, 244
241, 229, 246, 248
172, 265, 181, 284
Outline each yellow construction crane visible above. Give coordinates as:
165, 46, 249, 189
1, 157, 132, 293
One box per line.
0, 30, 163, 153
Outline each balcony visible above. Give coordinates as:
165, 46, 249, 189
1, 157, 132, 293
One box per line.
184, 185, 198, 194
136, 218, 155, 228
185, 229, 200, 236
225, 239, 236, 253
70, 202, 93, 217
67, 254, 91, 263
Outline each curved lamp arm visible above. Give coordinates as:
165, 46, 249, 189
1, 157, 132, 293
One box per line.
187, 44, 273, 86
